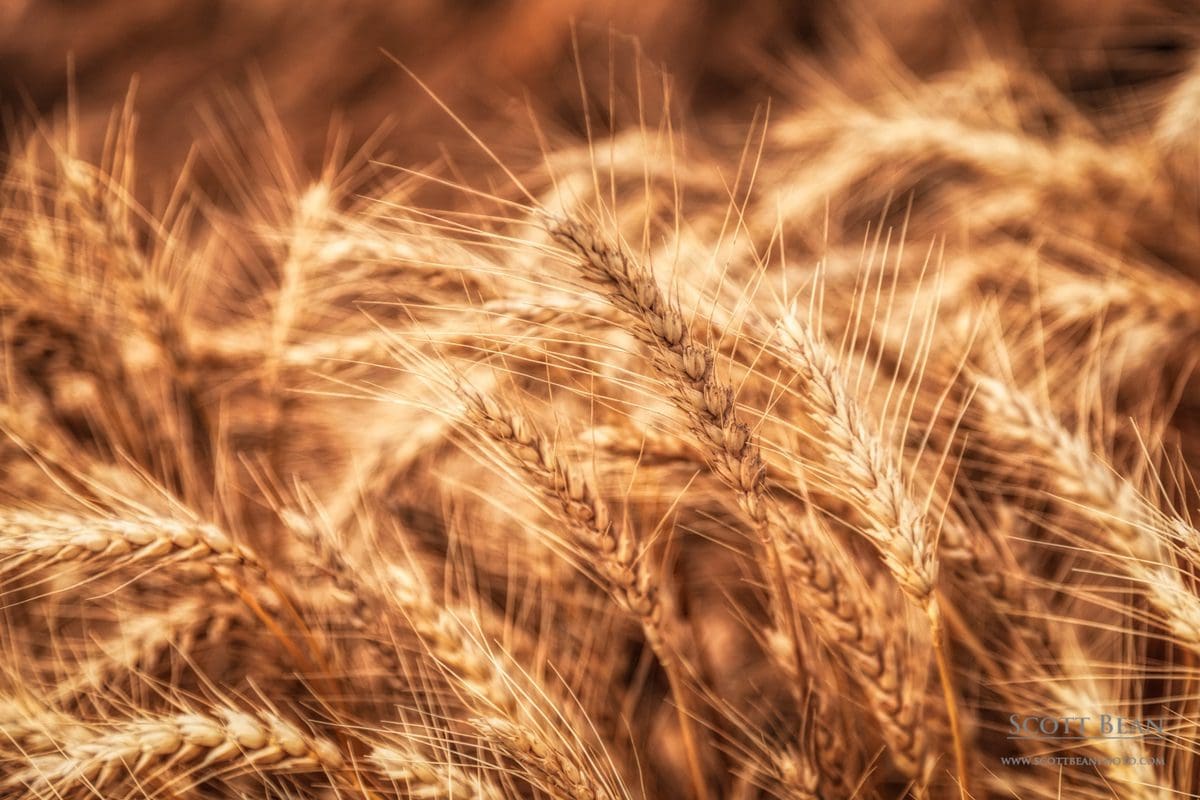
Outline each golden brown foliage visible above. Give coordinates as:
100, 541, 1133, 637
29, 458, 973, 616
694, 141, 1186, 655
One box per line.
4, 5, 1200, 799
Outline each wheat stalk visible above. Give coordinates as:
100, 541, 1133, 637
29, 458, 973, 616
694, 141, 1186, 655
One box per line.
369, 740, 507, 800
3, 705, 345, 798
473, 715, 617, 800
43, 598, 246, 707
973, 374, 1200, 647
544, 214, 932, 780
0, 511, 253, 588
287, 507, 628, 800
459, 384, 719, 798
772, 312, 972, 794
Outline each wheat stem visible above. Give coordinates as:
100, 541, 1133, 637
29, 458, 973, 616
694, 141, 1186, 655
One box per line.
545, 214, 929, 778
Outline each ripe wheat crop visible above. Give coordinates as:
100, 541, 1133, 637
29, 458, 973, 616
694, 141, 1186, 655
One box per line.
4, 4, 1200, 798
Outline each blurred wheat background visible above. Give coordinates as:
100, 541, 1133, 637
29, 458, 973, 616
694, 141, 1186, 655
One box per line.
4, 1, 1200, 798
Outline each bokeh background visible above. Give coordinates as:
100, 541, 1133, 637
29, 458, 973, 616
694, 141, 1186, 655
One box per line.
3, 1, 1194, 182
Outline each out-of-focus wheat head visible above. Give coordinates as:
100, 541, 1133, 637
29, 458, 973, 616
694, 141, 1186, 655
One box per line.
5, 5, 1200, 800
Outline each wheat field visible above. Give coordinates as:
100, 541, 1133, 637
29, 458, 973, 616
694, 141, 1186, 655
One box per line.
4, 3, 1200, 799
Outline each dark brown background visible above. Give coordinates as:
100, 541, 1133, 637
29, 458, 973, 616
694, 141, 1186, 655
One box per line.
3, 0, 1194, 185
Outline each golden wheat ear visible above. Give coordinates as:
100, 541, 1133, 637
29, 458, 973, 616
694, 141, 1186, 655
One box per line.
540, 214, 935, 784
367, 737, 508, 800
455, 383, 724, 799
2, 704, 346, 799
